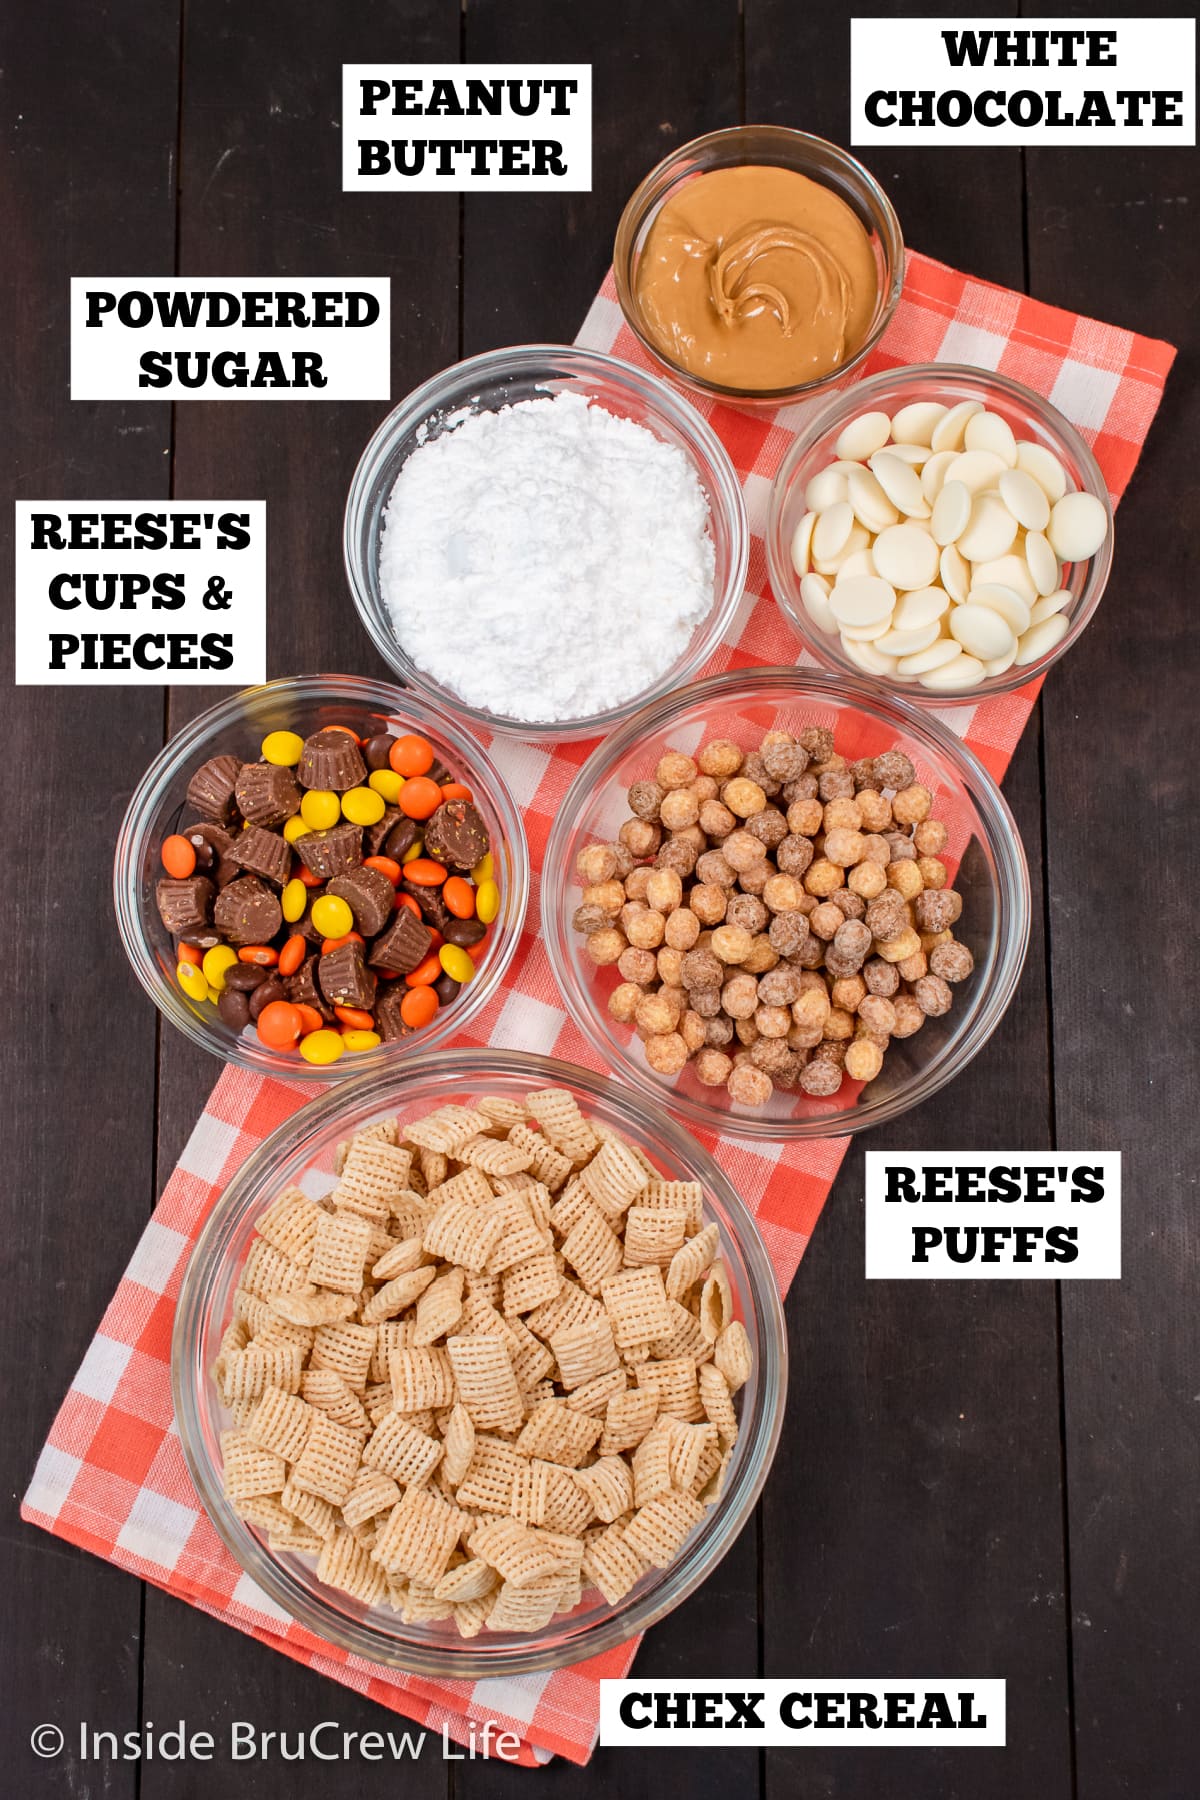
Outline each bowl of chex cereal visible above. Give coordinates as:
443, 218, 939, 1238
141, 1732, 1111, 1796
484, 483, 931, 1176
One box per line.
173, 1050, 786, 1674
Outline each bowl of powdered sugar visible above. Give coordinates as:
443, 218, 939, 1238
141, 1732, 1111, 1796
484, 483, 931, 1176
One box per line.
344, 344, 748, 739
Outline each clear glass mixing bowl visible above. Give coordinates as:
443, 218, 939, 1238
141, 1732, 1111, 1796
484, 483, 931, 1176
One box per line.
542, 668, 1030, 1140
114, 676, 529, 1081
173, 1050, 787, 1676
343, 344, 749, 741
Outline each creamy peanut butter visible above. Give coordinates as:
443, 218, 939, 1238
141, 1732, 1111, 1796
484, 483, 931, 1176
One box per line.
635, 164, 878, 392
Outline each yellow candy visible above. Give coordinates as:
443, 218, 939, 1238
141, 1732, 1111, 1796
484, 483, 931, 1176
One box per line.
301, 789, 341, 831
475, 877, 500, 925
342, 1029, 382, 1052
283, 814, 311, 844
438, 944, 475, 985
261, 729, 304, 767
402, 839, 424, 864
342, 786, 386, 827
281, 877, 307, 924
299, 1029, 346, 1066
201, 944, 238, 991
368, 769, 404, 803
311, 894, 353, 939
471, 852, 494, 884
176, 962, 212, 1004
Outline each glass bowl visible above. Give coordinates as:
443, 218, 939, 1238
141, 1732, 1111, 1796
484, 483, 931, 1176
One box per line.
614, 125, 904, 410
343, 344, 749, 742
114, 675, 529, 1081
542, 668, 1030, 1141
766, 364, 1114, 704
172, 1049, 787, 1677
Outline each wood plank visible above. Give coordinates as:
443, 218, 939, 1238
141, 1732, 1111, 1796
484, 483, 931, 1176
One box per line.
744, 6, 1073, 1794
457, 2, 758, 1795
1, 0, 180, 1789
463, 0, 742, 351
140, 3, 460, 1792
1028, 131, 1200, 1800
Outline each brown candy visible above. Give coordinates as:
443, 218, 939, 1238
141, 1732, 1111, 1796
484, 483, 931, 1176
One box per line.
369, 908, 432, 975
375, 985, 410, 1042
156, 875, 214, 936
298, 728, 367, 793
285, 954, 335, 1020
234, 762, 301, 828
186, 754, 241, 824
213, 876, 283, 947
183, 821, 240, 886
328, 865, 395, 937
226, 825, 291, 887
217, 987, 251, 1032
294, 822, 362, 880
423, 799, 490, 871
383, 816, 420, 862
319, 941, 377, 1011
351, 807, 395, 860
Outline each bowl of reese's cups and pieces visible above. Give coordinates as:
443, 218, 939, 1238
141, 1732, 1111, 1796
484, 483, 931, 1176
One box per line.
114, 675, 530, 1079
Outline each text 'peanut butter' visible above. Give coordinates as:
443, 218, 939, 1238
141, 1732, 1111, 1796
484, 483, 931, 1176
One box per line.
636, 165, 878, 392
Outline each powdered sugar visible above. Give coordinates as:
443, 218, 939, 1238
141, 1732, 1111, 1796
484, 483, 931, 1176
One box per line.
378, 391, 715, 722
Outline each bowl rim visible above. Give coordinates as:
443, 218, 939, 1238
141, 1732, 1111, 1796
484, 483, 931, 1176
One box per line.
612, 123, 906, 407
171, 1047, 788, 1677
113, 673, 531, 1080
342, 342, 750, 742
765, 361, 1115, 705
541, 665, 1031, 1140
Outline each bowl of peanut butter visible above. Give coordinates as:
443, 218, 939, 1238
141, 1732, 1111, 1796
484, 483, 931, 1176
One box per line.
615, 126, 904, 408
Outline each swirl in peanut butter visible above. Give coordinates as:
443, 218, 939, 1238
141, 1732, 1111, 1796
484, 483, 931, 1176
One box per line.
636, 165, 878, 392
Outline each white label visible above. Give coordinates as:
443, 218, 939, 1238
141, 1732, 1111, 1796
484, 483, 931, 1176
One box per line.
14, 501, 265, 686
599, 1679, 1006, 1747
864, 1152, 1121, 1279
70, 279, 390, 400
850, 17, 1196, 145
342, 64, 592, 190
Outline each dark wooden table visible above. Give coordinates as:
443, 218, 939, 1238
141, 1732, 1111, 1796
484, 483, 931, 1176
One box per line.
5, 3, 1197, 1795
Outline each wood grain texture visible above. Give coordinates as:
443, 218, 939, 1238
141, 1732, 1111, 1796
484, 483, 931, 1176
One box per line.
1029, 127, 1200, 1800
2, 0, 180, 1791
5, 1, 1197, 1794
141, 2, 458, 1794
746, 6, 1072, 1795
457, 5, 759, 1797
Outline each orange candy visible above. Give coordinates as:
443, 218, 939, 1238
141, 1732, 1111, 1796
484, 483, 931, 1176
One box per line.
405, 951, 442, 988
394, 891, 422, 918
388, 733, 435, 778
334, 1004, 376, 1030
256, 1000, 303, 1048
177, 941, 204, 967
397, 775, 443, 820
439, 783, 473, 803
322, 931, 365, 955
294, 1004, 325, 1035
466, 932, 490, 963
400, 986, 439, 1029
277, 935, 307, 978
325, 724, 361, 742
238, 944, 279, 967
442, 877, 476, 919
364, 855, 402, 885
404, 857, 447, 887
296, 863, 324, 888
161, 834, 197, 878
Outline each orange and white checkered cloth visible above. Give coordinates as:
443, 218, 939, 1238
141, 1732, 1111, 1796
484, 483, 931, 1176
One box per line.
23, 250, 1173, 1766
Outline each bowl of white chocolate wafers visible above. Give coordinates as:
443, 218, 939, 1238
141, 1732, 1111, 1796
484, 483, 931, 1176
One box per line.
768, 364, 1114, 700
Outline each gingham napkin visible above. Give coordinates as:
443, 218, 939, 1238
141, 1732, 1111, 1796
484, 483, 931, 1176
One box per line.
23, 250, 1173, 1767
